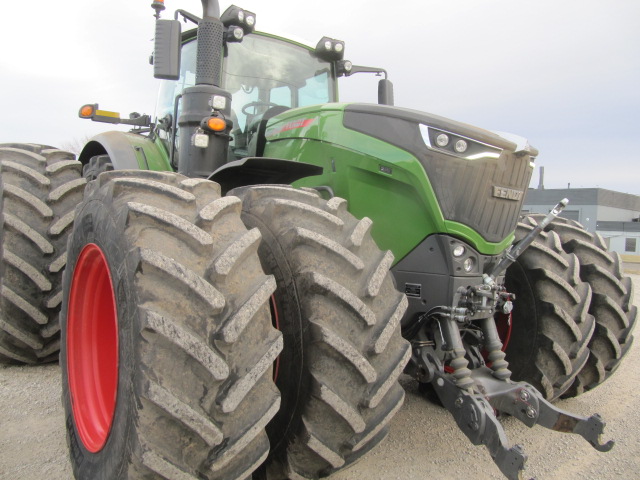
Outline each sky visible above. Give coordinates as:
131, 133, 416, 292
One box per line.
1, 0, 639, 194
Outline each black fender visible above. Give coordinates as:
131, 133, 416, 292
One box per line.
77, 131, 172, 171
209, 157, 323, 195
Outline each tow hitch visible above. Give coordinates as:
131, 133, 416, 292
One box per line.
414, 199, 614, 479
433, 367, 613, 479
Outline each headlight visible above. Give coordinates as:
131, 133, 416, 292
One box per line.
454, 139, 468, 153
463, 257, 475, 272
419, 125, 503, 160
453, 245, 465, 257
436, 133, 449, 147
221, 6, 257, 34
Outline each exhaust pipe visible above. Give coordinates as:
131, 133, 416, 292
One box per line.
201, 0, 220, 18
196, 0, 223, 86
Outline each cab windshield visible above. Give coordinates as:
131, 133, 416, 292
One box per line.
156, 33, 335, 159
225, 35, 334, 127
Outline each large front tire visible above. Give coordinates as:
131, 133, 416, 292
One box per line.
0, 144, 85, 364
504, 224, 595, 400
61, 171, 282, 479
233, 186, 410, 480
523, 215, 638, 396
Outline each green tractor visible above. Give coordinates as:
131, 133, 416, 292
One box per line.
0, 1, 636, 479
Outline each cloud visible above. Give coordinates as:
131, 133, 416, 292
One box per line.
1, 0, 638, 193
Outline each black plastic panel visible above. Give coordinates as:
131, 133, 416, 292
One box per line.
391, 234, 501, 325
154, 20, 182, 80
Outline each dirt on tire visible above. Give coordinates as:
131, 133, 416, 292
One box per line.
60, 171, 282, 479
1, 275, 639, 480
0, 144, 85, 364
234, 185, 410, 479
522, 215, 638, 396
504, 224, 594, 400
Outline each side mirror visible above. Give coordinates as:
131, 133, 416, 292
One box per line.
153, 19, 182, 80
378, 79, 394, 106
337, 61, 394, 106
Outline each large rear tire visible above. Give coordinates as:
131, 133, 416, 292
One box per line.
61, 171, 282, 479
504, 224, 595, 401
82, 154, 114, 182
233, 186, 410, 480
522, 215, 638, 396
0, 144, 85, 364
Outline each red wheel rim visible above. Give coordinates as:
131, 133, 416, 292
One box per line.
495, 312, 513, 351
67, 243, 119, 453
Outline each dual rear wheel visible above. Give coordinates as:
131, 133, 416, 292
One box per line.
0, 144, 85, 364
62, 170, 281, 479
61, 171, 409, 479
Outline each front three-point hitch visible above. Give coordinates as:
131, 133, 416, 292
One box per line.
412, 199, 614, 479
432, 367, 613, 480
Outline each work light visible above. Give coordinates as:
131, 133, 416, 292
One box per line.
315, 37, 346, 61
221, 5, 256, 34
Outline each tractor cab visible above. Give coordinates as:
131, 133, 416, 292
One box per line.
155, 31, 338, 162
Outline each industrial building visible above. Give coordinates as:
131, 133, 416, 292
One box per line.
522, 185, 640, 257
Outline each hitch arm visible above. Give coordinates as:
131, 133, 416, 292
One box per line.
486, 198, 569, 282
472, 368, 614, 452
432, 367, 615, 480
432, 371, 531, 480
538, 408, 614, 452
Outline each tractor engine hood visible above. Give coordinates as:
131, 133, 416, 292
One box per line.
263, 103, 536, 247
342, 103, 538, 158
339, 103, 537, 244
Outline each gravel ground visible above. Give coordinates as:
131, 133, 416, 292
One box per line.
1, 273, 638, 480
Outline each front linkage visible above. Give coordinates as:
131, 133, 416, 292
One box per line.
410, 200, 614, 480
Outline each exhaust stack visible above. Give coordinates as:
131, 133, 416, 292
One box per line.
196, 0, 224, 86
537, 166, 545, 190
201, 0, 220, 18
177, 0, 232, 177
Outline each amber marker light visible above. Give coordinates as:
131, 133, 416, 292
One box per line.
79, 104, 96, 118
151, 0, 165, 19
206, 117, 227, 132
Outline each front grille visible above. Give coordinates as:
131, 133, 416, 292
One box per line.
419, 150, 532, 243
